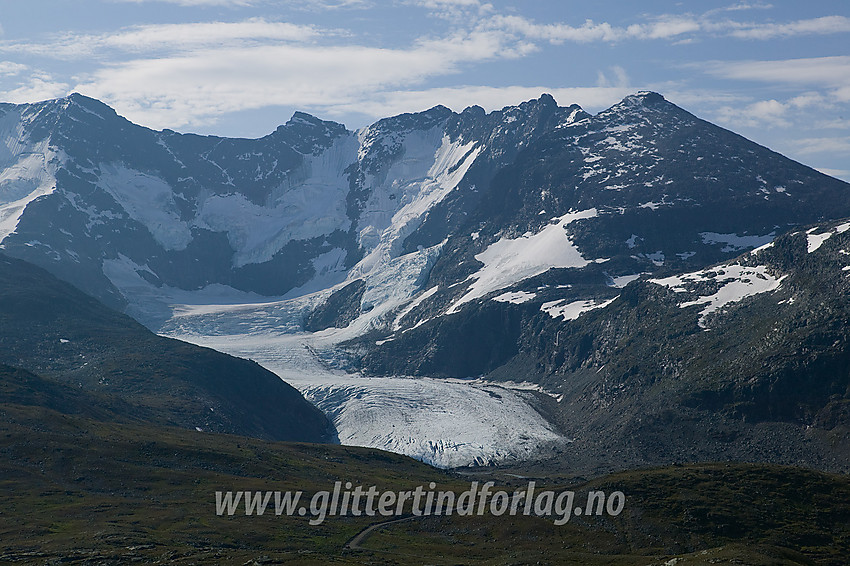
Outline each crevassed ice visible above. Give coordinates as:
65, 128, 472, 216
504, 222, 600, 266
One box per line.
170, 327, 565, 469
351, 133, 481, 278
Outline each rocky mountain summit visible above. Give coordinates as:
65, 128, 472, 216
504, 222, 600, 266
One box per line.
2, 91, 849, 469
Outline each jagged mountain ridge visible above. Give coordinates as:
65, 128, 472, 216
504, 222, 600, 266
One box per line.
4, 91, 850, 468
4, 90, 835, 331
0, 92, 585, 326
375, 92, 850, 342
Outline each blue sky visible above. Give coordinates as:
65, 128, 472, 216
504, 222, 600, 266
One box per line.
0, 0, 848, 179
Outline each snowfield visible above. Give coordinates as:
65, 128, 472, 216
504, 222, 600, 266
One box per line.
447, 208, 600, 314
0, 109, 61, 242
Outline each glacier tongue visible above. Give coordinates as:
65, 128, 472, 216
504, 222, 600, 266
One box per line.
169, 319, 565, 469
157, 232, 568, 468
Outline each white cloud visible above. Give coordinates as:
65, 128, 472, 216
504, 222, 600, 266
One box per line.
715, 98, 791, 128
795, 137, 850, 155
480, 14, 703, 44
816, 167, 850, 181
104, 20, 323, 51
412, 0, 493, 19
746, 99, 789, 126
112, 0, 371, 7
63, 15, 633, 130
70, 30, 526, 129
596, 66, 630, 88
725, 15, 850, 40
0, 19, 324, 59
711, 90, 845, 130
0, 72, 69, 104
701, 56, 850, 134
706, 56, 850, 88
715, 2, 774, 12
114, 0, 255, 5
432, 8, 850, 46
0, 61, 27, 77
703, 56, 850, 111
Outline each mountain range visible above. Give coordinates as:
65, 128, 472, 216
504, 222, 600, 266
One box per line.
1, 90, 849, 470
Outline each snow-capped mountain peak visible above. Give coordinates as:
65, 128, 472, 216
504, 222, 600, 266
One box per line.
3, 91, 850, 467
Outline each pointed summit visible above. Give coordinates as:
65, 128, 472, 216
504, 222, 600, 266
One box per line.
594, 91, 687, 126
272, 111, 348, 155
602, 91, 672, 115
621, 91, 667, 106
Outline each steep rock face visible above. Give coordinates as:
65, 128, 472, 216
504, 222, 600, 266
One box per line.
4, 91, 850, 469
0, 93, 579, 327
355, 92, 850, 377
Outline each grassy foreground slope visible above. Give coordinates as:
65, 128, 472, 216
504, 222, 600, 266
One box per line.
1, 392, 847, 565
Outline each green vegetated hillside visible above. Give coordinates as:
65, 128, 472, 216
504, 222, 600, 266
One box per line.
1, 242, 847, 564
0, 254, 330, 442
0, 397, 848, 565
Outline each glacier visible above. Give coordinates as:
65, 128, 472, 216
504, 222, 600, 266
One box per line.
5, 91, 841, 470
137, 116, 571, 468
162, 292, 567, 469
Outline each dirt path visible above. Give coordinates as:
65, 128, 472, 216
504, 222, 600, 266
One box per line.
345, 515, 418, 551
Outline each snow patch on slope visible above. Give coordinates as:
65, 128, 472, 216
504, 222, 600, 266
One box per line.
448, 209, 598, 314
98, 164, 192, 251
806, 222, 850, 253
610, 273, 643, 288
651, 264, 785, 328
493, 290, 536, 304
700, 232, 775, 253
541, 296, 618, 321
392, 285, 439, 331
